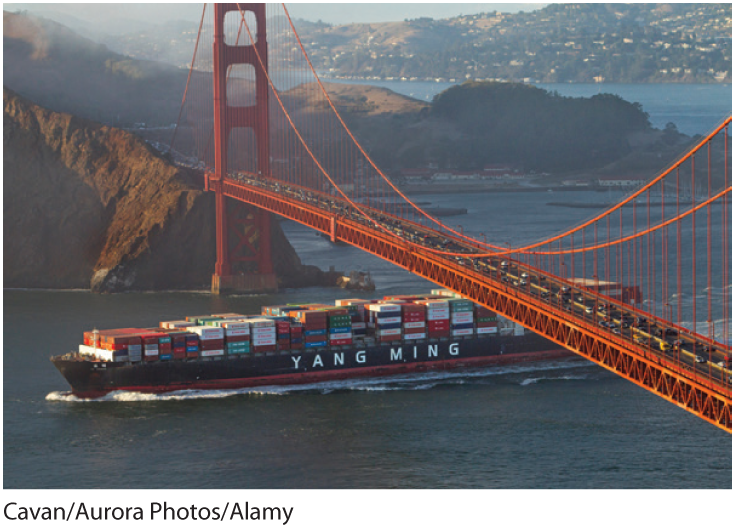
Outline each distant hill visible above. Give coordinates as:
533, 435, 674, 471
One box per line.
3, 10, 188, 127
101, 4, 731, 84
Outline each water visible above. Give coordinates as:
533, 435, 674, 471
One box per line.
4, 185, 731, 489
328, 80, 732, 136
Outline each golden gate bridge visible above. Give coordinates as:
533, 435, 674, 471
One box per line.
168, 4, 732, 431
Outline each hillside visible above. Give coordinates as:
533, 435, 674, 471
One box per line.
3, 10, 188, 127
101, 4, 731, 84
3, 89, 330, 292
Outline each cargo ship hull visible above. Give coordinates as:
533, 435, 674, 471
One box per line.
52, 333, 572, 398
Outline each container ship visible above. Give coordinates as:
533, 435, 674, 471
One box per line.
51, 291, 573, 398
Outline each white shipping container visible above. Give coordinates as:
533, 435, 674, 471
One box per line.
427, 312, 450, 321
144, 349, 160, 357
186, 326, 224, 339
451, 313, 474, 324
329, 332, 353, 340
252, 338, 276, 346
251, 328, 276, 337
221, 322, 251, 330
225, 328, 251, 337
352, 322, 367, 330
451, 328, 474, 336
375, 316, 401, 325
368, 304, 401, 313
403, 321, 426, 329
200, 349, 225, 357
376, 328, 402, 336
419, 300, 449, 308
514, 326, 525, 336
403, 332, 427, 340
476, 326, 498, 335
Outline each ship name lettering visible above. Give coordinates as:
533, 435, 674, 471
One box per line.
449, 343, 459, 356
291, 356, 301, 369
334, 352, 344, 366
390, 347, 403, 361
356, 350, 366, 363
312, 355, 323, 368
428, 344, 438, 358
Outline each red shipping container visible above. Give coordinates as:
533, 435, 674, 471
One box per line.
186, 351, 199, 359
428, 331, 451, 338
253, 344, 276, 353
304, 334, 328, 343
427, 321, 450, 330
290, 343, 303, 350
290, 327, 304, 335
144, 355, 158, 362
225, 335, 250, 343
201, 340, 225, 350
476, 321, 498, 328
329, 338, 353, 346
173, 349, 187, 360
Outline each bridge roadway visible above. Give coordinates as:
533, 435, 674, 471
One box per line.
209, 170, 732, 430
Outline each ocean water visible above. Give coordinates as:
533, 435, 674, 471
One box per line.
4, 186, 732, 489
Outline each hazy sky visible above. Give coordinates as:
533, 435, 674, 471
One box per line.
7, 2, 548, 26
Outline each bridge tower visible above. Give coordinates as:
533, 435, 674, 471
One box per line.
209, 3, 277, 294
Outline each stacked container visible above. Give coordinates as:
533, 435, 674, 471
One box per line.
449, 299, 475, 337
290, 322, 304, 349
327, 308, 353, 346
187, 326, 225, 358
158, 333, 173, 361
276, 320, 291, 349
247, 317, 277, 353
402, 303, 427, 340
475, 305, 498, 335
221, 321, 251, 356
163, 331, 188, 360
142, 332, 168, 362
185, 333, 200, 358
296, 310, 328, 349
369, 304, 402, 343
418, 299, 450, 338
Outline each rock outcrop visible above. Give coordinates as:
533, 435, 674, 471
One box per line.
3, 88, 331, 292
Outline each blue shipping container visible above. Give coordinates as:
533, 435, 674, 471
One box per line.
304, 329, 327, 336
304, 341, 327, 349
328, 327, 352, 334
159, 354, 173, 361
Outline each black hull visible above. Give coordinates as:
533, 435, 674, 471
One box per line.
52, 333, 572, 398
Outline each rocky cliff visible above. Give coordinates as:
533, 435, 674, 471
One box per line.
3, 88, 332, 292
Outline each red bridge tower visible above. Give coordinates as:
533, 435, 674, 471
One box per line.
209, 3, 277, 294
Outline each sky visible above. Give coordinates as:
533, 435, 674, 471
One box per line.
6, 2, 549, 27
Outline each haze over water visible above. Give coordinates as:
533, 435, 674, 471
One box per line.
3, 84, 732, 489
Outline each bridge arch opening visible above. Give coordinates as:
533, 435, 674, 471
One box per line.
223, 10, 257, 46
